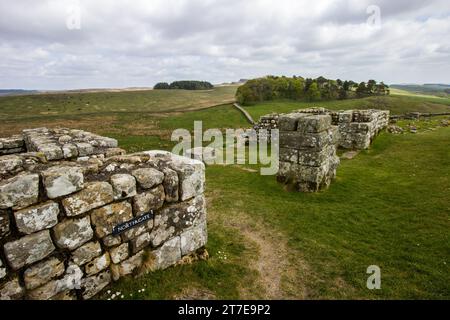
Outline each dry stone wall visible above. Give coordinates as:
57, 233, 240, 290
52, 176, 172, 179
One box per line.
257, 108, 389, 150
0, 128, 207, 300
278, 113, 340, 192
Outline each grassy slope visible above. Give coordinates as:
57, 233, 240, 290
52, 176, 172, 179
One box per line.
0, 86, 238, 120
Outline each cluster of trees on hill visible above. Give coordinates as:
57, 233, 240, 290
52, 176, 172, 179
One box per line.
236, 76, 389, 105
154, 81, 214, 90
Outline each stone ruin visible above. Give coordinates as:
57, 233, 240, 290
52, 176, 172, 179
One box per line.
277, 113, 340, 192
256, 108, 390, 150
276, 108, 390, 192
0, 128, 207, 300
253, 113, 279, 142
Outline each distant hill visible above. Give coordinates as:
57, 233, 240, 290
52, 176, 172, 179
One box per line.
0, 89, 38, 96
390, 84, 450, 97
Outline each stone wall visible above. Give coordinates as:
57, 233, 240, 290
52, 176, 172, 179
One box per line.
0, 135, 25, 156
330, 109, 390, 149
277, 113, 340, 192
0, 128, 207, 300
253, 113, 279, 141
257, 108, 389, 150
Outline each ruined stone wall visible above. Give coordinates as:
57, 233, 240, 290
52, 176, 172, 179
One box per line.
0, 135, 25, 156
278, 113, 340, 192
330, 110, 390, 149
257, 108, 389, 150
0, 128, 207, 300
253, 113, 279, 141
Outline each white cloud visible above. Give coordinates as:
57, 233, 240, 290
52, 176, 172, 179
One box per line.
0, 0, 449, 89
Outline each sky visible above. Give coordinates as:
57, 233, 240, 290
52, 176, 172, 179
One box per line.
0, 0, 449, 90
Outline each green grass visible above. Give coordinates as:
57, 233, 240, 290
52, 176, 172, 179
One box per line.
102, 124, 450, 300
243, 93, 450, 120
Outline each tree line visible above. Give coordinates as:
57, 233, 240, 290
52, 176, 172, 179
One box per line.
235, 76, 390, 105
154, 81, 214, 90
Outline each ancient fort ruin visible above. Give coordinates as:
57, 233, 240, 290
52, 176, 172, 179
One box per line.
275, 108, 390, 192
0, 128, 207, 300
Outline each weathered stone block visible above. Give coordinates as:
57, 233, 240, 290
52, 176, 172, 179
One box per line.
109, 243, 129, 264
0, 210, 10, 240
90, 201, 133, 238
131, 232, 151, 254
14, 201, 59, 234
298, 146, 335, 167
110, 250, 145, 281
0, 173, 39, 210
62, 181, 114, 217
150, 236, 181, 270
132, 185, 165, 215
41, 166, 84, 199
0, 277, 24, 300
0, 155, 23, 175
62, 144, 79, 158
81, 270, 111, 300
298, 115, 332, 133
71, 241, 102, 266
169, 156, 205, 201
180, 222, 208, 256
279, 148, 298, 163
105, 147, 126, 157
132, 168, 164, 189
162, 168, 179, 203
110, 174, 137, 199
4, 230, 55, 270
40, 145, 63, 161
24, 257, 65, 290
75, 142, 94, 157
102, 234, 122, 247
27, 263, 83, 300
53, 216, 94, 250
85, 253, 111, 276
121, 220, 152, 242
278, 113, 307, 131
150, 195, 206, 247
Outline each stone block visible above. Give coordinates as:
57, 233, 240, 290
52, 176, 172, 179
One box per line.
85, 253, 111, 276
110, 250, 145, 281
278, 113, 307, 131
0, 258, 6, 280
81, 270, 111, 300
90, 201, 133, 238
0, 155, 23, 175
24, 257, 65, 290
109, 243, 129, 264
279, 148, 298, 163
41, 166, 84, 199
150, 195, 206, 247
298, 115, 332, 133
130, 232, 151, 254
53, 216, 94, 250
102, 234, 122, 247
4, 230, 55, 270
0, 277, 24, 300
132, 168, 164, 189
71, 241, 102, 266
162, 168, 179, 203
14, 201, 59, 234
62, 144, 79, 158
62, 181, 114, 217
110, 174, 137, 200
149, 236, 181, 270
132, 185, 165, 215
169, 155, 204, 201
180, 222, 208, 256
0, 173, 40, 210
75, 142, 94, 157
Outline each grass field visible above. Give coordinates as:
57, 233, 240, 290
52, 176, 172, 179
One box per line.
0, 86, 449, 300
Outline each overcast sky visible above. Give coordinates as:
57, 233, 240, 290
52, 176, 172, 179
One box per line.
0, 0, 449, 90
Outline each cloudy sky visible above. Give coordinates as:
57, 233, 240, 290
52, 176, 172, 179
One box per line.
0, 0, 449, 90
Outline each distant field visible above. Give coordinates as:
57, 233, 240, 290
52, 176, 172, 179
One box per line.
0, 85, 238, 120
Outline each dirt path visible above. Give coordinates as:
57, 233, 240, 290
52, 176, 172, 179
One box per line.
224, 213, 309, 300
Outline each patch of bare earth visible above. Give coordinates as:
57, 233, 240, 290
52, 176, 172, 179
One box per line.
228, 216, 309, 300
173, 287, 217, 300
